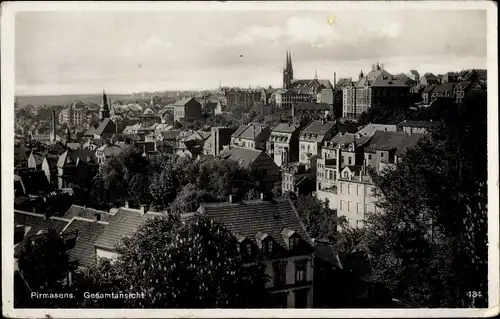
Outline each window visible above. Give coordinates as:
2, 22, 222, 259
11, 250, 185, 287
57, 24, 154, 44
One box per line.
289, 236, 299, 250
348, 157, 352, 165
295, 260, 307, 283
273, 261, 287, 286
348, 201, 352, 212
340, 183, 344, 193
301, 144, 305, 150
381, 152, 384, 158
348, 184, 352, 194
340, 200, 344, 210
357, 203, 362, 214
246, 243, 252, 256
263, 240, 273, 253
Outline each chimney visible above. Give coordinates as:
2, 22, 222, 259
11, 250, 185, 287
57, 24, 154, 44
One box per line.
51, 110, 57, 142
94, 213, 101, 222
124, 201, 129, 208
229, 194, 234, 203
260, 192, 265, 200
334, 72, 337, 89
140, 204, 147, 215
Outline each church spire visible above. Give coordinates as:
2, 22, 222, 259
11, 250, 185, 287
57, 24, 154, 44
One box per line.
315, 69, 318, 79
99, 89, 110, 121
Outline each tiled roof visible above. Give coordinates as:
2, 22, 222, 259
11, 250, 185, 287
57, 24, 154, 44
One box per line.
14, 211, 71, 257
232, 123, 269, 140
174, 97, 197, 106
272, 122, 300, 134
397, 120, 440, 129
94, 208, 163, 251
159, 130, 181, 140
94, 118, 117, 135
300, 120, 336, 140
365, 131, 409, 152
291, 79, 333, 89
66, 143, 81, 150
218, 147, 264, 169
395, 133, 425, 156
423, 84, 436, 93
336, 78, 352, 88
454, 81, 472, 91
62, 218, 109, 268
198, 197, 313, 251
314, 240, 343, 269
96, 144, 126, 157
62, 205, 114, 223
356, 124, 397, 138
433, 83, 456, 93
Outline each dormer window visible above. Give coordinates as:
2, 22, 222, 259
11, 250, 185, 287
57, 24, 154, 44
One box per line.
246, 243, 252, 256
263, 239, 273, 254
289, 236, 299, 250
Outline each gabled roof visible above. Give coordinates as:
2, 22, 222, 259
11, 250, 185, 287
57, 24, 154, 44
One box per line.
423, 84, 437, 93
174, 97, 199, 107
314, 240, 343, 269
94, 118, 116, 135
30, 152, 46, 166
300, 120, 336, 140
336, 78, 352, 88
365, 131, 409, 152
454, 81, 472, 91
159, 130, 181, 140
432, 83, 456, 93
66, 143, 81, 150
96, 144, 126, 158
356, 124, 397, 138
272, 122, 300, 134
219, 147, 265, 169
95, 207, 163, 251
17, 170, 51, 195
62, 218, 109, 268
62, 204, 114, 223
57, 149, 97, 168
198, 197, 313, 250
232, 123, 269, 140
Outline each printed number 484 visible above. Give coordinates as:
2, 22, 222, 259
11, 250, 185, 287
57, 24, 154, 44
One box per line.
467, 291, 483, 298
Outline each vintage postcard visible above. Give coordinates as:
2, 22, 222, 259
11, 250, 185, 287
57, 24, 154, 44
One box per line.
1, 1, 498, 318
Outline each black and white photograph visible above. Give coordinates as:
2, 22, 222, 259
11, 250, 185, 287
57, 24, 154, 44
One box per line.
2, 1, 498, 317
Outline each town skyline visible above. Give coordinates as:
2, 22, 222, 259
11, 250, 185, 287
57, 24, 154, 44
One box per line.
16, 9, 487, 96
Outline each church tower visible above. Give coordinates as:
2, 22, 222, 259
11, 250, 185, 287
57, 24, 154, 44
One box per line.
283, 50, 294, 90
99, 89, 110, 121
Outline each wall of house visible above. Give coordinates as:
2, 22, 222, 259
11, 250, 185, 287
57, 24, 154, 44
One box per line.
27, 155, 38, 169
185, 102, 202, 120
401, 126, 427, 134
252, 154, 280, 189
316, 189, 338, 211
299, 141, 318, 164
337, 179, 378, 228
262, 254, 314, 308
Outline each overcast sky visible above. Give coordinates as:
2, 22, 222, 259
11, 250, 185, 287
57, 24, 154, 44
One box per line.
15, 10, 487, 95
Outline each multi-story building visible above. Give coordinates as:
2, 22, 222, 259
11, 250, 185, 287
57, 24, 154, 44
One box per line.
197, 196, 315, 308
56, 149, 99, 189
419, 73, 440, 86
173, 97, 202, 123
95, 144, 127, 165
342, 63, 410, 119
267, 122, 301, 167
298, 120, 336, 166
226, 88, 262, 111
362, 130, 409, 173
316, 132, 370, 191
282, 162, 314, 195
230, 123, 271, 151
431, 83, 456, 100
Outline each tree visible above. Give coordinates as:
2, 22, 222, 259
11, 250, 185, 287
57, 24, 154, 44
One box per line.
292, 194, 340, 240
17, 228, 77, 307
82, 214, 269, 308
364, 90, 487, 307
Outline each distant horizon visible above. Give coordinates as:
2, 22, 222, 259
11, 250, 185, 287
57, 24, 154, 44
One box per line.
15, 9, 487, 96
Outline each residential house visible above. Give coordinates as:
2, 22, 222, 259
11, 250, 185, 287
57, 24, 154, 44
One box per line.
440, 72, 458, 84
419, 73, 440, 86
173, 97, 202, 123
453, 81, 480, 104
203, 127, 235, 156
41, 153, 59, 187
316, 132, 370, 191
363, 131, 409, 172
197, 196, 315, 308
431, 83, 456, 99
56, 149, 99, 189
356, 124, 397, 138
267, 122, 301, 167
94, 206, 163, 261
219, 147, 280, 191
393, 133, 424, 163
230, 123, 271, 151
282, 162, 315, 195
396, 120, 440, 135
14, 170, 52, 197
95, 144, 128, 165
288, 102, 333, 125
27, 151, 47, 170
176, 131, 210, 159
298, 120, 336, 166
422, 85, 436, 105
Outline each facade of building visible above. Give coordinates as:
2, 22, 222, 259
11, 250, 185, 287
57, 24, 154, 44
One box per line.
197, 196, 315, 308
226, 88, 262, 111
282, 162, 314, 195
298, 120, 336, 165
267, 122, 301, 167
396, 120, 440, 135
56, 149, 99, 189
203, 127, 235, 156
342, 64, 410, 119
173, 97, 202, 123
